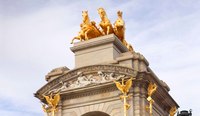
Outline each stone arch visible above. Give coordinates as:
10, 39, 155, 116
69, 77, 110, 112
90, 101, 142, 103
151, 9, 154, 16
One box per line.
81, 111, 110, 116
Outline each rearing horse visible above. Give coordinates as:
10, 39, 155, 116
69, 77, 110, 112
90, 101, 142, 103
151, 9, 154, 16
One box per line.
98, 8, 114, 35
114, 11, 134, 52
114, 11, 125, 42
71, 11, 102, 44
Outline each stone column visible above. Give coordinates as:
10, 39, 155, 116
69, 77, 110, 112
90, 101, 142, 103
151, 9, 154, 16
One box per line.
132, 83, 141, 116
128, 88, 134, 116
56, 102, 62, 116
140, 84, 148, 116
133, 59, 139, 72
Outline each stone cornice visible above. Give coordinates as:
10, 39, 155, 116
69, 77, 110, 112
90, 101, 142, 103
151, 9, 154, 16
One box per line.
70, 34, 128, 53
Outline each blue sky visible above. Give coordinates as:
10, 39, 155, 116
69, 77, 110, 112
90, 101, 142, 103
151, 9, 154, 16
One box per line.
0, 0, 200, 116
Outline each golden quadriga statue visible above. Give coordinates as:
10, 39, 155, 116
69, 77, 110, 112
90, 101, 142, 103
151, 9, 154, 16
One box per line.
71, 8, 134, 52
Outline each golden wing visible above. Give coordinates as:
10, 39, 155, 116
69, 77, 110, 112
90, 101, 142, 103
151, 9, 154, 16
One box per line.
124, 78, 132, 93
52, 93, 60, 107
114, 81, 124, 93
43, 95, 52, 106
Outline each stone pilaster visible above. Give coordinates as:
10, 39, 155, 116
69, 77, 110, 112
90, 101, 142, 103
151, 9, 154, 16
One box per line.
132, 83, 141, 116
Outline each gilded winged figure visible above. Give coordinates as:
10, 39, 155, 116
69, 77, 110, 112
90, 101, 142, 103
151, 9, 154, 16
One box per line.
42, 93, 60, 116
146, 82, 157, 116
114, 78, 133, 94
147, 82, 157, 97
43, 93, 60, 108
114, 77, 134, 116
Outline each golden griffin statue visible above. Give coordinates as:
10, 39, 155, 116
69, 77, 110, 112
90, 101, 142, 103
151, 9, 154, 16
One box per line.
71, 8, 134, 52
114, 77, 134, 116
42, 92, 61, 116
146, 82, 157, 116
169, 106, 177, 116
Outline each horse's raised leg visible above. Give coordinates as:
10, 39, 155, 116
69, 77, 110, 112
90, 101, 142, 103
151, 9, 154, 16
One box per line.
107, 26, 110, 35
85, 30, 89, 40
71, 38, 75, 44
71, 36, 81, 44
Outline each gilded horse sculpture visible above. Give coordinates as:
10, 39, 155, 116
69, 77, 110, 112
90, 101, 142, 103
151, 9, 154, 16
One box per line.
71, 11, 102, 44
114, 11, 134, 52
113, 11, 125, 42
71, 9, 134, 52
98, 8, 114, 35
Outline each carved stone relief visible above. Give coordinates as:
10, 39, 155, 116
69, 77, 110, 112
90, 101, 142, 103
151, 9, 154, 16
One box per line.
35, 65, 138, 98
48, 71, 129, 94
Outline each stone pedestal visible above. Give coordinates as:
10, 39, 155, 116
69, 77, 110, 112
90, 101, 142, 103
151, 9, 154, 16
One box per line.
71, 34, 128, 67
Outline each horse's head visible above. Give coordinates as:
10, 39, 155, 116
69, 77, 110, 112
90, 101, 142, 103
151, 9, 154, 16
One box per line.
117, 11, 123, 18
98, 8, 106, 19
82, 11, 89, 23
115, 20, 124, 28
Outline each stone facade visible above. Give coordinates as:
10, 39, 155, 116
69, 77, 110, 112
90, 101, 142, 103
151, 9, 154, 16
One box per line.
35, 34, 179, 116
